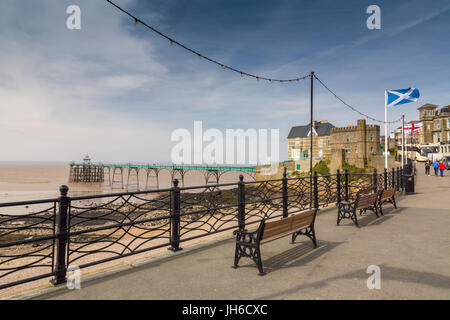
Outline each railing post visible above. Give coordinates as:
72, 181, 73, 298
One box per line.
344, 169, 349, 201
372, 168, 378, 193
400, 167, 404, 191
313, 171, 319, 209
52, 185, 70, 285
396, 167, 400, 191
384, 168, 388, 190
282, 168, 288, 218
169, 179, 182, 252
336, 169, 341, 205
238, 175, 246, 229
391, 168, 395, 188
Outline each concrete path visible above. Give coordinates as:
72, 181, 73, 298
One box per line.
36, 164, 450, 299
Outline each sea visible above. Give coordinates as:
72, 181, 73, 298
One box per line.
0, 163, 247, 204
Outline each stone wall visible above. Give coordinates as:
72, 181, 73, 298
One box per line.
329, 119, 381, 170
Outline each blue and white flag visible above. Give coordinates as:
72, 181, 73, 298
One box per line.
387, 88, 420, 107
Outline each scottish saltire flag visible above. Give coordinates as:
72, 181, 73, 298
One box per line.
387, 88, 420, 106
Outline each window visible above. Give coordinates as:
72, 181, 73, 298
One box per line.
370, 134, 374, 142
346, 135, 349, 142
448, 118, 450, 129
327, 139, 330, 147
355, 145, 358, 153
370, 146, 374, 153
426, 110, 432, 116
295, 141, 300, 149
345, 145, 351, 153
435, 119, 440, 129
435, 132, 441, 143
319, 139, 323, 147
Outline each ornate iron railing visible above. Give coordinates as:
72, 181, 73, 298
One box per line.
0, 199, 58, 290
0, 167, 406, 291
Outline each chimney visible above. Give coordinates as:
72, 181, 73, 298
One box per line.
320, 120, 328, 124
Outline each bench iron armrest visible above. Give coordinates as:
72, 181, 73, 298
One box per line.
233, 228, 258, 236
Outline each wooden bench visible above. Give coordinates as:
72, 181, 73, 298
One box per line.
232, 209, 318, 275
337, 192, 378, 227
377, 187, 397, 215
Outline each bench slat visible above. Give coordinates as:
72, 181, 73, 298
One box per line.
380, 188, 395, 201
262, 221, 294, 239
261, 209, 316, 242
260, 229, 297, 244
355, 193, 377, 210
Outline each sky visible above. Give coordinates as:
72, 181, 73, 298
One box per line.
0, 0, 449, 164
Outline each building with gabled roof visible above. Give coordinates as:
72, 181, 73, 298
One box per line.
287, 120, 335, 161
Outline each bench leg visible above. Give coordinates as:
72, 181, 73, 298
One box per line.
373, 204, 379, 217
292, 226, 317, 248
351, 211, 359, 227
378, 202, 384, 216
232, 243, 241, 269
254, 246, 265, 276
310, 226, 318, 248
392, 196, 397, 209
337, 209, 342, 226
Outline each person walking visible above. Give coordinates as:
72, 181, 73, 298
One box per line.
438, 161, 445, 176
432, 160, 439, 176
425, 160, 431, 176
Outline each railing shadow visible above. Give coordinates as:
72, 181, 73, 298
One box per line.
256, 264, 450, 299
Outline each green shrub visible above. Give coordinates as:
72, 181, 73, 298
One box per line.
341, 161, 365, 174
313, 160, 330, 175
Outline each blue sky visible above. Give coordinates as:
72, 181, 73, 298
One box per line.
0, 0, 449, 163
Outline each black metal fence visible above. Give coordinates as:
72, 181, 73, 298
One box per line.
0, 167, 406, 291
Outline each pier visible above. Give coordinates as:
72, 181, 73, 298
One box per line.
69, 160, 257, 189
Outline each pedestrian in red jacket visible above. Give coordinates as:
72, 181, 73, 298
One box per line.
438, 161, 445, 176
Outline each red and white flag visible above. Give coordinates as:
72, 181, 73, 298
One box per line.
404, 123, 422, 135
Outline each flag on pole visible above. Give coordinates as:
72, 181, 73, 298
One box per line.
387, 88, 420, 107
404, 122, 422, 135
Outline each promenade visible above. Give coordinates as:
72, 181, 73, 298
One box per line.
33, 164, 450, 299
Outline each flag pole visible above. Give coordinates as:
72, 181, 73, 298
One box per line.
384, 90, 388, 170
309, 71, 314, 208
401, 115, 405, 169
